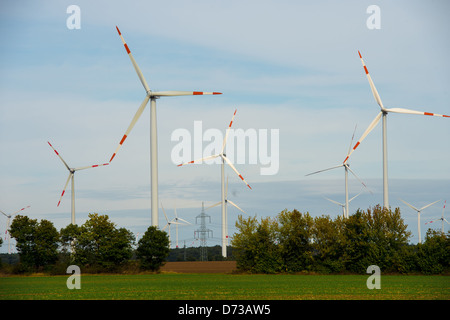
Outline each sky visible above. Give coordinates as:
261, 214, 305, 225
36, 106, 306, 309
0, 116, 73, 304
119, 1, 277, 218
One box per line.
1, 0, 449, 252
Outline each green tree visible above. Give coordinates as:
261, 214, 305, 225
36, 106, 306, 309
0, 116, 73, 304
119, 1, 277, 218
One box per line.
312, 215, 346, 273
277, 209, 314, 272
416, 229, 450, 274
232, 215, 281, 273
343, 206, 411, 273
231, 215, 259, 272
136, 226, 170, 271
71, 213, 134, 271
9, 215, 59, 271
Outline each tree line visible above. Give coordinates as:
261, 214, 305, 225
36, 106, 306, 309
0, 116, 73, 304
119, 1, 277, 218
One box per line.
2, 205, 449, 274
232, 205, 449, 274
3, 213, 171, 274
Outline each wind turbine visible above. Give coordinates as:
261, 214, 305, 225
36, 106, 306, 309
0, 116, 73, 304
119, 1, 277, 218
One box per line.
425, 200, 448, 234
400, 199, 440, 244
109, 26, 222, 227
206, 176, 247, 245
48, 141, 109, 225
172, 203, 191, 248
160, 201, 179, 248
0, 206, 30, 254
306, 125, 370, 218
323, 189, 363, 218
178, 109, 251, 257
344, 51, 449, 209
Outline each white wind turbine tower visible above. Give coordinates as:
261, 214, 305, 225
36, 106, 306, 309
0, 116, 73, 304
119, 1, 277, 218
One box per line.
425, 200, 449, 234
110, 26, 222, 227
48, 141, 109, 225
206, 176, 247, 246
400, 199, 440, 244
0, 206, 30, 254
306, 126, 370, 218
178, 109, 251, 257
343, 51, 449, 209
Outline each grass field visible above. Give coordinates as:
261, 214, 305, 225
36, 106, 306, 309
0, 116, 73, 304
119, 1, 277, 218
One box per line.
0, 274, 449, 300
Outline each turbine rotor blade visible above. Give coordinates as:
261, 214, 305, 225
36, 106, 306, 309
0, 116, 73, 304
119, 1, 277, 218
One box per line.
419, 200, 440, 212
116, 26, 151, 93
347, 124, 358, 158
324, 196, 344, 207
345, 164, 371, 192
344, 112, 382, 164
176, 217, 191, 225
305, 164, 343, 177
11, 206, 31, 215
57, 173, 73, 207
110, 95, 150, 162
400, 199, 419, 212
227, 199, 247, 215
160, 201, 169, 223
385, 107, 450, 118
349, 189, 364, 202
152, 91, 222, 97
75, 163, 109, 171
222, 155, 251, 189
222, 109, 237, 153
48, 141, 71, 171
177, 154, 219, 167
0, 210, 8, 218
205, 202, 221, 210
358, 50, 385, 110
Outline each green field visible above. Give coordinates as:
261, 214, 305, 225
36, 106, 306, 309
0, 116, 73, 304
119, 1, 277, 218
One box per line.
0, 274, 448, 300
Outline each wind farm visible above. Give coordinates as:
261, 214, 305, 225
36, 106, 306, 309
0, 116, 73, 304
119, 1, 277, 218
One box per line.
0, 2, 449, 303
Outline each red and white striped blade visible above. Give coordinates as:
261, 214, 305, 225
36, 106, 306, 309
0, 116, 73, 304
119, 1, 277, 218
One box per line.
221, 109, 237, 153
74, 162, 109, 171
227, 199, 247, 215
358, 51, 385, 110
222, 155, 251, 190
11, 205, 31, 216
386, 107, 450, 118
343, 111, 382, 164
152, 91, 222, 97
116, 26, 151, 93
57, 173, 73, 207
177, 154, 219, 167
110, 95, 150, 162
48, 141, 71, 171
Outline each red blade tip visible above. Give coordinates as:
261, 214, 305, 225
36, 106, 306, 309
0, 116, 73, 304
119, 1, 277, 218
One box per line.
358, 50, 362, 58
116, 26, 121, 35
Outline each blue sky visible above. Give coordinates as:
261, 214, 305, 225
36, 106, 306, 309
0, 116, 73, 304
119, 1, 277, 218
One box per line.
1, 0, 449, 252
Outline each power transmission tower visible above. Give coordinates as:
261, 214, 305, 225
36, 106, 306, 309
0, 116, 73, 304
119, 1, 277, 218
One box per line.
194, 202, 213, 261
